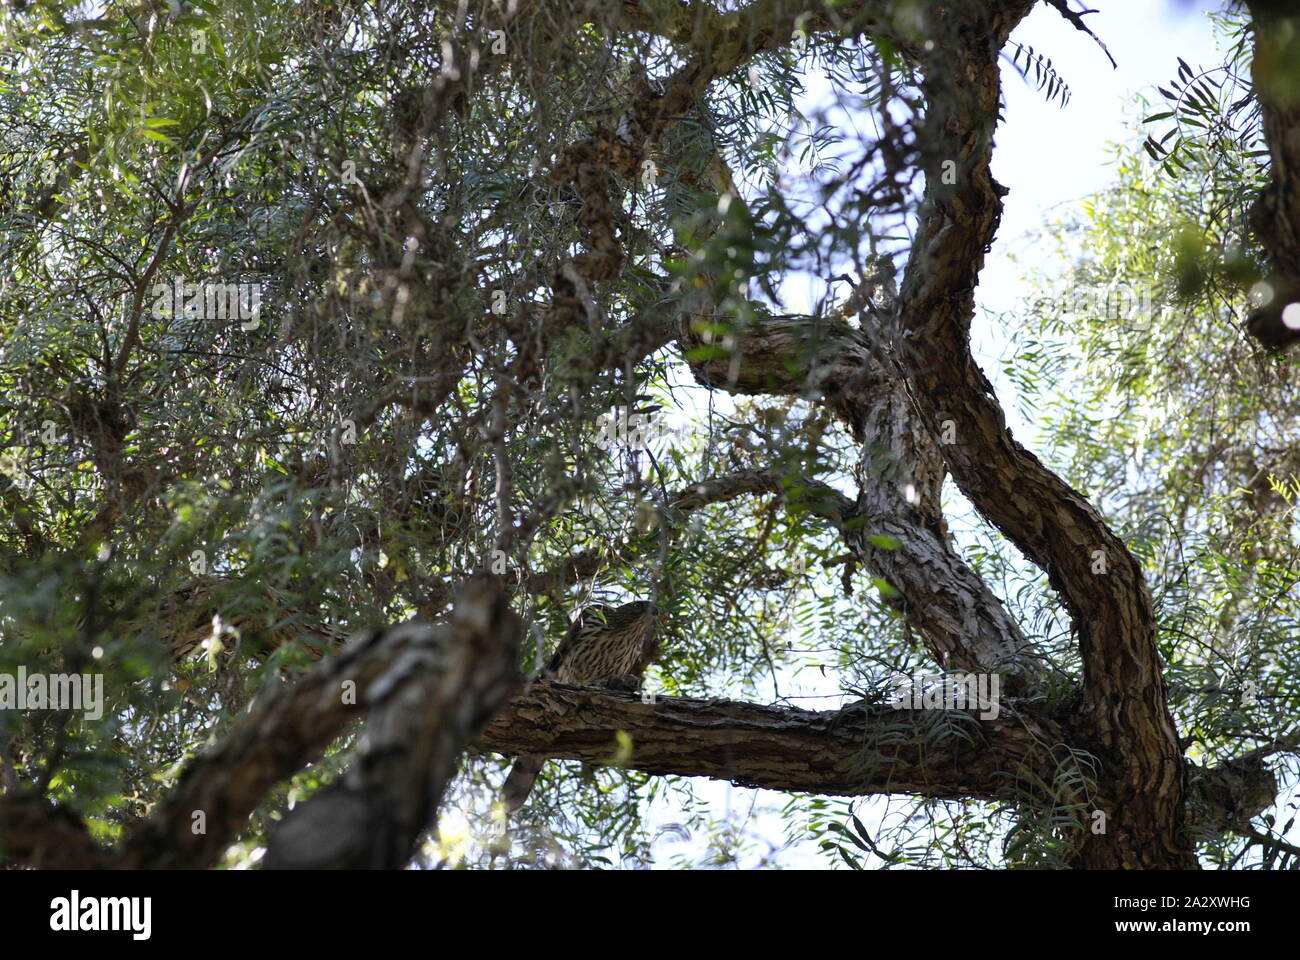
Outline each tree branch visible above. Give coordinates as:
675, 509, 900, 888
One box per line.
480, 679, 1062, 800
262, 576, 521, 868
891, 0, 1191, 867
113, 578, 519, 869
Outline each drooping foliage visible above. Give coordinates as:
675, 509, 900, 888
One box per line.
1, 0, 1296, 870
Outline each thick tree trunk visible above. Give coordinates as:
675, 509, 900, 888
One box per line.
894, 0, 1194, 867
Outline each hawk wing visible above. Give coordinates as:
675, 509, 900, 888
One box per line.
543, 604, 614, 675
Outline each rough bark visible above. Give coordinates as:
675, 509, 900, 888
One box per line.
657, 0, 1197, 866
6, 0, 1282, 872
481, 681, 1276, 843
679, 309, 1047, 691
893, 0, 1192, 866
263, 576, 521, 868
1, 685, 1275, 868
0, 578, 518, 869
482, 679, 1062, 800
845, 353, 1046, 690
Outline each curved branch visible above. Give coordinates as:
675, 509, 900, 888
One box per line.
525, 467, 849, 598
677, 303, 1048, 688
893, 0, 1190, 867
846, 364, 1046, 688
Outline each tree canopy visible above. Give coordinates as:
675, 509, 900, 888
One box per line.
2, 0, 1299, 870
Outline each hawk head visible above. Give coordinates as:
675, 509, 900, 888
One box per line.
568, 600, 661, 636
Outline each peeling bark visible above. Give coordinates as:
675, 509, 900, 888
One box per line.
7, 0, 1282, 873
680, 307, 1047, 691
845, 353, 1046, 689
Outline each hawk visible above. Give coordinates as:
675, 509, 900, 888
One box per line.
501, 600, 664, 813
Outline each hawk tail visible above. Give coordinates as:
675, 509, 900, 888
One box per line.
502, 755, 545, 813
